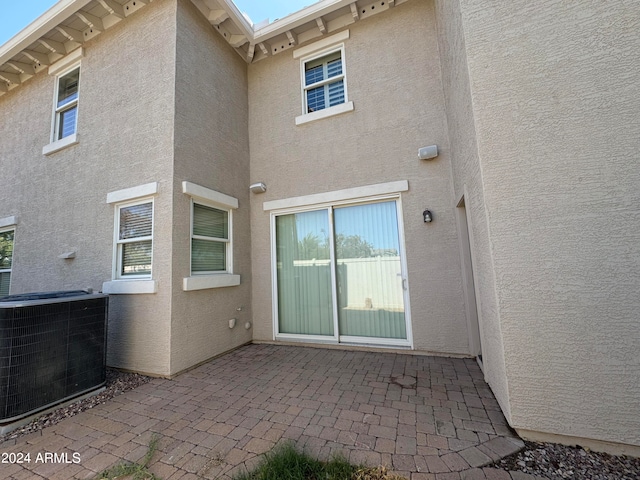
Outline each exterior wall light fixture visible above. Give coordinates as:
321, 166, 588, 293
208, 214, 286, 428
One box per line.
418, 145, 438, 160
250, 182, 267, 193
423, 209, 433, 223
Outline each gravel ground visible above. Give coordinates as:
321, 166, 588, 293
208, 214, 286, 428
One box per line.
495, 440, 640, 480
2, 371, 639, 480
0, 368, 151, 445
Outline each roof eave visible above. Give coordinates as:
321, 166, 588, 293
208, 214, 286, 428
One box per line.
0, 0, 93, 65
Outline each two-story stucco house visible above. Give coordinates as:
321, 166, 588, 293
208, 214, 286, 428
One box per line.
1, 0, 638, 457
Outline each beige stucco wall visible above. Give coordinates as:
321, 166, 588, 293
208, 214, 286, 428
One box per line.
456, 0, 640, 447
434, 0, 511, 421
169, 0, 252, 375
248, 0, 470, 355
0, 0, 177, 376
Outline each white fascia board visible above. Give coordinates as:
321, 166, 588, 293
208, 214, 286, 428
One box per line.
263, 180, 409, 211
217, 0, 255, 39
252, 0, 355, 43
0, 0, 93, 65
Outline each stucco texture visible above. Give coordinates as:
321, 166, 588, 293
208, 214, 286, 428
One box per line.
434, 0, 511, 421
0, 0, 177, 375
170, 0, 252, 375
248, 0, 470, 355
457, 0, 640, 447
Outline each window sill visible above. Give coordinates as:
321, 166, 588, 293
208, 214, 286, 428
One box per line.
295, 101, 354, 126
183, 274, 240, 291
42, 133, 78, 156
102, 279, 157, 294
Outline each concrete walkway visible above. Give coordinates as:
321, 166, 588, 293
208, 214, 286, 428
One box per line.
0, 344, 547, 479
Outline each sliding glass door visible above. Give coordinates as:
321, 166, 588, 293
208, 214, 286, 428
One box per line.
276, 210, 334, 337
274, 199, 409, 346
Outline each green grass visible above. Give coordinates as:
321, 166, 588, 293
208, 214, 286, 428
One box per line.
232, 442, 356, 480
95, 433, 161, 480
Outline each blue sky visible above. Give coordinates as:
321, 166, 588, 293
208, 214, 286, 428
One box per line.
0, 0, 314, 46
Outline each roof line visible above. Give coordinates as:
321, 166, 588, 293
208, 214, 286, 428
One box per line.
0, 0, 93, 65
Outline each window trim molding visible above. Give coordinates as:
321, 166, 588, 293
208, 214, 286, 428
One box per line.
182, 182, 240, 291
47, 61, 81, 148
295, 30, 352, 125
107, 182, 159, 204
295, 101, 354, 126
293, 30, 349, 59
102, 279, 158, 295
0, 216, 17, 229
48, 47, 84, 76
263, 180, 409, 211
112, 197, 154, 281
0, 225, 15, 297
42, 132, 79, 156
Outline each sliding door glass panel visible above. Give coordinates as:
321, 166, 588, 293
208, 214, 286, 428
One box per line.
334, 202, 406, 339
276, 210, 334, 336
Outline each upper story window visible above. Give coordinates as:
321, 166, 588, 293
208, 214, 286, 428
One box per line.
43, 49, 84, 156
54, 67, 80, 141
294, 30, 354, 126
0, 228, 15, 297
304, 49, 345, 113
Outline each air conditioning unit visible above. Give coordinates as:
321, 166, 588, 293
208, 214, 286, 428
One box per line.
0, 290, 108, 426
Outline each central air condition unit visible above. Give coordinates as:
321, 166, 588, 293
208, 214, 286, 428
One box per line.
0, 290, 108, 426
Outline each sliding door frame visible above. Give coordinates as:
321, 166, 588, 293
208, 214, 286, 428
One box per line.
270, 193, 413, 348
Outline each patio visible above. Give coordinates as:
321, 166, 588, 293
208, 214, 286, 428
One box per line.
0, 344, 536, 479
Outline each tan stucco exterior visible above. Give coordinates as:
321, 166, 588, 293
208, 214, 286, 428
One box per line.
437, 0, 640, 452
248, 0, 469, 356
1, 0, 638, 454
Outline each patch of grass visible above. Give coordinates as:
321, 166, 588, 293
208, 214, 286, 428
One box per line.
95, 433, 161, 480
232, 442, 407, 480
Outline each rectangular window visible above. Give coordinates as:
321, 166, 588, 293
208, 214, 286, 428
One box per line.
116, 200, 153, 278
0, 229, 14, 297
54, 67, 80, 141
303, 49, 346, 114
191, 203, 230, 274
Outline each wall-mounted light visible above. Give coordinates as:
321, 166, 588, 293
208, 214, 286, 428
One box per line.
250, 182, 267, 193
418, 145, 438, 160
423, 209, 433, 223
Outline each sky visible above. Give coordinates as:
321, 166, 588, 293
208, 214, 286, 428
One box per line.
0, 0, 315, 46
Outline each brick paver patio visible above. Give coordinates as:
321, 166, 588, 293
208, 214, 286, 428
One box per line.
0, 344, 547, 479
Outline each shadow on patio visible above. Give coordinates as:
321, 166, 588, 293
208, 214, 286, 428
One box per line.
1, 344, 525, 479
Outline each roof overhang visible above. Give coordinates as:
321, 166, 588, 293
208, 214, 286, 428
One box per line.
0, 0, 409, 97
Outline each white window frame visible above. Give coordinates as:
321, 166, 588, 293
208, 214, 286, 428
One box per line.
182, 181, 240, 291
0, 226, 15, 297
113, 198, 154, 280
43, 49, 84, 156
264, 181, 413, 348
103, 182, 159, 295
294, 30, 354, 126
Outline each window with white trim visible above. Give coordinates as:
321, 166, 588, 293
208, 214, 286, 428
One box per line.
294, 31, 353, 126
303, 48, 346, 113
53, 66, 80, 141
115, 200, 153, 279
0, 228, 14, 297
191, 202, 230, 274
182, 181, 240, 290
